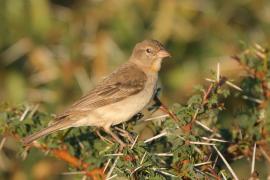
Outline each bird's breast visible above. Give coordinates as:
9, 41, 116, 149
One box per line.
106, 74, 157, 125
73, 74, 158, 128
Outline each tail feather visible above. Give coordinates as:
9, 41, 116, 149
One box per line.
23, 121, 68, 145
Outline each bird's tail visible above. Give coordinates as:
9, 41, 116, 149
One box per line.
22, 121, 68, 145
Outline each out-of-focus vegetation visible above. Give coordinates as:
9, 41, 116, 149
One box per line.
0, 0, 270, 179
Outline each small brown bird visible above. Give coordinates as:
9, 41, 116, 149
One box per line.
23, 39, 171, 146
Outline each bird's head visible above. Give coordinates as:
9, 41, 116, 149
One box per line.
130, 39, 171, 72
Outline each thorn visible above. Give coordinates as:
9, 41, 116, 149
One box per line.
140, 152, 147, 165
130, 166, 143, 176
217, 63, 220, 82
103, 159, 112, 173
130, 135, 139, 150
220, 171, 227, 180
154, 153, 173, 157
189, 141, 216, 146
242, 95, 263, 104
152, 168, 177, 178
104, 153, 123, 157
201, 137, 228, 143
106, 156, 119, 179
251, 143, 256, 175
212, 156, 218, 169
195, 121, 214, 133
212, 145, 239, 180
106, 174, 117, 180
19, 105, 31, 121
144, 114, 169, 121
144, 132, 167, 143
205, 78, 215, 82
194, 161, 212, 167
226, 81, 243, 92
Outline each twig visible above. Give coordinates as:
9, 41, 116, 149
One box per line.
22, 141, 105, 179
203, 84, 214, 103
50, 148, 90, 169
154, 96, 179, 122
205, 168, 220, 179
187, 81, 217, 133
159, 105, 179, 122
212, 145, 239, 180
232, 54, 270, 102
259, 146, 270, 164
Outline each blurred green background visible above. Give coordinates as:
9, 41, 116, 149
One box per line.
0, 0, 270, 179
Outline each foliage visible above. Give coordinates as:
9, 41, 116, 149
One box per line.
1, 45, 269, 179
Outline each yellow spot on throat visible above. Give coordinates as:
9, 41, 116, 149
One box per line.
150, 59, 162, 72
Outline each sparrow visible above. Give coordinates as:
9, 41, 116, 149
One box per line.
23, 39, 171, 146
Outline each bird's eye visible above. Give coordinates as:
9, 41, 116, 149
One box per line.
146, 48, 152, 53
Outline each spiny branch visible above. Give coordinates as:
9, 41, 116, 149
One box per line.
3, 132, 105, 180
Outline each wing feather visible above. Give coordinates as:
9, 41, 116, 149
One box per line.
55, 63, 147, 120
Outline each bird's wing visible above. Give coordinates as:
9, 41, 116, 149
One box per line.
55, 62, 147, 120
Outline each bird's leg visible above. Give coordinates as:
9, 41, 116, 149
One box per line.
95, 129, 113, 144
103, 126, 126, 148
114, 127, 134, 144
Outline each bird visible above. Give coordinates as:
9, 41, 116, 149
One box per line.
23, 39, 171, 147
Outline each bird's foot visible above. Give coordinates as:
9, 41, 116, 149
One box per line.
95, 130, 114, 144
103, 127, 127, 148
114, 127, 134, 144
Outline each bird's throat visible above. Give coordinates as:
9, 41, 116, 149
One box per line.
131, 59, 162, 73
150, 59, 162, 72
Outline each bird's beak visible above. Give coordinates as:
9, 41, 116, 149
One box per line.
157, 49, 171, 59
